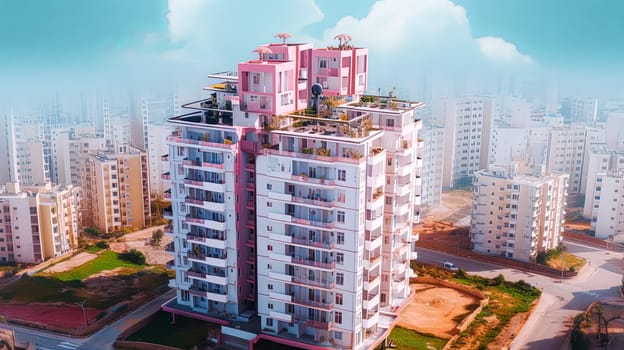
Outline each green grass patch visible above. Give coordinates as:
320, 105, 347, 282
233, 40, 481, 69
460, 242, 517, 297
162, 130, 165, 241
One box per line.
85, 245, 104, 253
0, 276, 85, 304
126, 311, 219, 349
50, 250, 144, 281
380, 327, 447, 350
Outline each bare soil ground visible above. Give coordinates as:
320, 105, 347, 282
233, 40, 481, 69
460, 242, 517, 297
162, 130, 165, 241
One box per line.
399, 283, 480, 339
425, 190, 473, 224
108, 225, 172, 265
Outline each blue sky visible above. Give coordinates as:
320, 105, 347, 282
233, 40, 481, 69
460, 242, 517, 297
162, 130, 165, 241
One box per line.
1, 0, 622, 101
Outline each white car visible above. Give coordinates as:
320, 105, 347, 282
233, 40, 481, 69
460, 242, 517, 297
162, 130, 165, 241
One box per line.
443, 261, 459, 271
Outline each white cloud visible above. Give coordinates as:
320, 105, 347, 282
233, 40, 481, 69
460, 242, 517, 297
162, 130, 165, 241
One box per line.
163, 0, 533, 97
477, 36, 532, 64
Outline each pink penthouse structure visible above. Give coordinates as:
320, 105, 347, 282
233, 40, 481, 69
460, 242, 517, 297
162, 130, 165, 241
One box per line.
164, 34, 422, 350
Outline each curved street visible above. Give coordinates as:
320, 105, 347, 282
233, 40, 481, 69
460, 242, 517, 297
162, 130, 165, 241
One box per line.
417, 240, 624, 350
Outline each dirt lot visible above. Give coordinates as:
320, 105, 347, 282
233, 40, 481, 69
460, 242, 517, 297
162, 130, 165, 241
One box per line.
108, 225, 173, 265
399, 283, 480, 339
425, 190, 473, 224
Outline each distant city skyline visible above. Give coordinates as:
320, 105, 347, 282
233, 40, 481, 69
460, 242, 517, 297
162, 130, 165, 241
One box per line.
1, 0, 623, 104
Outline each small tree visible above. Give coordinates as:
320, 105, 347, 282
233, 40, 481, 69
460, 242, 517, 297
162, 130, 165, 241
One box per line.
118, 249, 146, 265
84, 227, 102, 237
151, 229, 164, 247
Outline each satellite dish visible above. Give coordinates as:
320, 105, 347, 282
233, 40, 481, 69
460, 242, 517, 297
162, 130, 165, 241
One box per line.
311, 83, 323, 96
311, 83, 323, 113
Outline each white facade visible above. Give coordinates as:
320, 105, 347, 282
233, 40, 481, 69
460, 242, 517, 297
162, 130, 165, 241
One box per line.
582, 144, 612, 218
605, 112, 624, 151
545, 125, 602, 195
420, 125, 444, 211
590, 171, 624, 239
147, 123, 174, 199
471, 164, 568, 262
434, 97, 494, 188
489, 123, 528, 166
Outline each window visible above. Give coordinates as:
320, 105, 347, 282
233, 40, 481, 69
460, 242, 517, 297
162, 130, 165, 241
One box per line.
337, 232, 345, 245
268, 284, 273, 290
267, 245, 273, 251
267, 202, 272, 207
335, 311, 343, 324
335, 293, 343, 305
336, 253, 344, 265
319, 59, 327, 68
266, 183, 272, 190
268, 303, 273, 309
266, 318, 273, 326
337, 211, 345, 223
335, 331, 342, 340
338, 169, 346, 181
267, 225, 272, 231
336, 272, 344, 285
386, 119, 395, 128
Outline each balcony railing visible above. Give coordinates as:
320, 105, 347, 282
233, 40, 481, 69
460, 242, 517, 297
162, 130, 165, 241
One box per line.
291, 236, 335, 249
292, 257, 335, 269
182, 159, 225, 169
290, 174, 336, 186
263, 148, 364, 164
167, 135, 235, 150
292, 275, 335, 289
291, 217, 336, 229
291, 195, 334, 208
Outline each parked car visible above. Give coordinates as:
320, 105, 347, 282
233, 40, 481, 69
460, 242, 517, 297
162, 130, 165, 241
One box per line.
443, 261, 459, 271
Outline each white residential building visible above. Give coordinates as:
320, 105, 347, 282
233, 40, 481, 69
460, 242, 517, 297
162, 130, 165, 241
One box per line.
164, 38, 421, 350
434, 97, 495, 188
470, 163, 568, 262
146, 123, 175, 199
582, 144, 612, 218
590, 170, 624, 239
420, 125, 444, 211
488, 122, 528, 166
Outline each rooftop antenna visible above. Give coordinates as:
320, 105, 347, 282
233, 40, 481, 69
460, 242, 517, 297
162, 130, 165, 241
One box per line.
274, 32, 292, 45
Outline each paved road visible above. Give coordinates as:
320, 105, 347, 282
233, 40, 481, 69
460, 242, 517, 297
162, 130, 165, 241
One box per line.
417, 240, 624, 350
4, 289, 175, 350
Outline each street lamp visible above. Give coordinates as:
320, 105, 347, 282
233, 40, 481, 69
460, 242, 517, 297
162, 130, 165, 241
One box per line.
76, 301, 88, 328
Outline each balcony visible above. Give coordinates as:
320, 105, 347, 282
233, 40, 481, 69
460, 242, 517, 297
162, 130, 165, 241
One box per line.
186, 270, 227, 285
240, 139, 257, 153
186, 233, 227, 250
161, 172, 170, 181
363, 275, 381, 291
163, 190, 172, 199
393, 261, 406, 275
292, 296, 334, 311
187, 252, 227, 268
183, 178, 226, 193
164, 242, 175, 253
182, 159, 225, 171
362, 312, 379, 329
363, 293, 380, 310
364, 255, 382, 270
294, 317, 334, 330
189, 286, 227, 303
291, 256, 335, 270
291, 236, 336, 250
167, 135, 235, 150
290, 174, 336, 187
365, 235, 382, 251
184, 215, 227, 231
165, 259, 174, 269
269, 311, 292, 323
269, 271, 335, 290
291, 195, 335, 209
263, 148, 364, 165
365, 216, 383, 231
185, 197, 225, 212
161, 154, 169, 161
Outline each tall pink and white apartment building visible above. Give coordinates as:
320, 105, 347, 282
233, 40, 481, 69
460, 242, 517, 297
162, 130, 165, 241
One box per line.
164, 35, 422, 350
